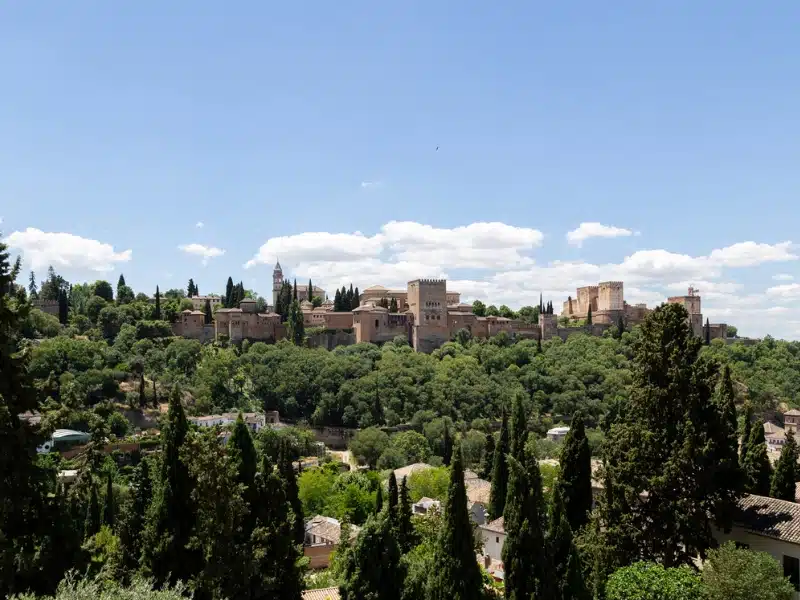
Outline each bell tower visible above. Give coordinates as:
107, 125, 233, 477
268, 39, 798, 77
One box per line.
272, 260, 283, 308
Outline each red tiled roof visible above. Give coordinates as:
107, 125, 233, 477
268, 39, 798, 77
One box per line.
302, 588, 340, 600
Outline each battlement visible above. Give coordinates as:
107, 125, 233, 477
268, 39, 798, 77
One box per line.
577, 285, 599, 292
410, 279, 446, 287
598, 281, 623, 288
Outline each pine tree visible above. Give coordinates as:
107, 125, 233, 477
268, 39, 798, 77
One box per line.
278, 441, 305, 544
203, 298, 212, 325
397, 476, 416, 552
480, 432, 495, 480
225, 277, 234, 308
490, 406, 510, 519
510, 394, 527, 462
557, 411, 592, 532
103, 471, 115, 528
743, 421, 772, 496
154, 286, 161, 320
28, 271, 38, 299
248, 456, 305, 600
117, 274, 126, 299
443, 419, 453, 466
340, 512, 405, 600
771, 432, 798, 501
84, 480, 101, 539
287, 299, 305, 346
142, 385, 198, 586
740, 402, 753, 466
502, 449, 549, 600
116, 459, 152, 578
427, 445, 483, 600
375, 483, 384, 514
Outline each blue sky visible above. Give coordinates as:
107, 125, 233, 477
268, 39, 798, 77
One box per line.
2, 2, 800, 338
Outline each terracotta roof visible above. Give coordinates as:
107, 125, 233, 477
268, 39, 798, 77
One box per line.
481, 516, 505, 534
764, 421, 784, 435
303, 588, 340, 600
735, 494, 800, 545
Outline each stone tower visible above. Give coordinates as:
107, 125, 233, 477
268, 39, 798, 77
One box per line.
408, 279, 449, 353
667, 286, 703, 336
272, 260, 283, 308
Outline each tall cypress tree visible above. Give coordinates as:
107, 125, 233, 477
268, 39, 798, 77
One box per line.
557, 411, 592, 532
154, 286, 161, 320
548, 489, 577, 600
28, 270, 38, 299
509, 394, 527, 462
57, 288, 68, 325
287, 300, 305, 346
348, 284, 355, 308
740, 402, 753, 466
443, 419, 453, 466
187, 278, 195, 298
388, 472, 399, 512
353, 287, 360, 309
480, 432, 495, 480
203, 298, 212, 325
84, 480, 101, 539
334, 288, 342, 312
714, 365, 744, 512
587, 305, 592, 325
116, 459, 152, 578
308, 278, 313, 301
225, 277, 234, 308
103, 471, 115, 528
490, 406, 510, 519
375, 484, 384, 514
279, 441, 305, 544
397, 476, 416, 553
292, 279, 298, 302
228, 413, 258, 519
340, 512, 405, 600
771, 432, 798, 501
142, 385, 198, 586
743, 421, 772, 496
427, 445, 483, 600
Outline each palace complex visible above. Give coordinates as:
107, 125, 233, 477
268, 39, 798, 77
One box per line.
172, 264, 728, 352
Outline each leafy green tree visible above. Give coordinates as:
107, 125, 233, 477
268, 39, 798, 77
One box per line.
352, 287, 360, 310
406, 466, 449, 502
397, 476, 416, 553
743, 421, 773, 496
740, 402, 753, 466
472, 300, 486, 317
606, 562, 703, 600
9, 577, 190, 600
287, 299, 305, 345
705, 318, 711, 345
375, 483, 384, 514
103, 471, 115, 528
278, 440, 305, 545
557, 411, 592, 532
93, 280, 114, 302
350, 427, 390, 469
115, 459, 152, 578
502, 448, 549, 600
334, 288, 343, 311
549, 489, 589, 600
308, 278, 314, 301
186, 278, 195, 298
142, 385, 198, 586
340, 512, 405, 600
390, 297, 398, 313
771, 431, 798, 501
117, 274, 126, 295
490, 406, 510, 519
509, 394, 527, 462
599, 303, 741, 567
427, 445, 483, 600
702, 541, 795, 600
154, 286, 161, 320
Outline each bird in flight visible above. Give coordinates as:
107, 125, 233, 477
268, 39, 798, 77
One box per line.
436, 146, 439, 151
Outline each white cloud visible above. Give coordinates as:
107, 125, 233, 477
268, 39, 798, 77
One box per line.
766, 283, 800, 298
566, 222, 634, 247
361, 181, 382, 189
773, 273, 794, 281
178, 243, 225, 266
4, 228, 132, 272
196, 221, 204, 229
707, 241, 796, 267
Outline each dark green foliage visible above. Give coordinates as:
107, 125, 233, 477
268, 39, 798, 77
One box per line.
334, 288, 343, 311
472, 300, 486, 317
705, 318, 711, 345
389, 297, 398, 313
605, 562, 703, 600
740, 403, 753, 466
587, 305, 592, 325
340, 512, 405, 600
502, 451, 548, 600
292, 278, 298, 302
116, 459, 152, 578
142, 385, 198, 586
154, 286, 161, 320
203, 299, 212, 325
375, 483, 384, 514
490, 406, 510, 519
427, 445, 483, 600
225, 277, 234, 308
278, 441, 305, 545
771, 431, 798, 501
509, 394, 527, 462
480, 432, 495, 480
702, 541, 796, 600
563, 545, 590, 600
287, 299, 304, 345
557, 412, 592, 532
28, 270, 38, 299
743, 421, 772, 496
93, 280, 114, 302
57, 288, 68, 324
84, 480, 101, 539
104, 471, 115, 528
353, 288, 360, 310
598, 303, 741, 567
388, 472, 399, 511
228, 413, 258, 516
397, 476, 416, 553
442, 419, 453, 466
187, 278, 196, 298
308, 278, 313, 301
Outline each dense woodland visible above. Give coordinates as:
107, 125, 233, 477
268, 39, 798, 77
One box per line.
3, 247, 800, 599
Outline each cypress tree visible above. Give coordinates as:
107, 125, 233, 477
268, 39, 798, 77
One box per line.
743, 421, 772, 496
278, 441, 305, 545
537, 336, 542, 353
539, 293, 543, 313
334, 288, 342, 312
117, 274, 126, 296
480, 432, 495, 480
203, 298, 212, 325
84, 480, 101, 539
287, 299, 305, 345
616, 314, 625, 338
248, 456, 305, 600
154, 286, 161, 320
490, 406, 510, 519
587, 305, 592, 325
563, 545, 590, 600
308, 278, 313, 301
225, 277, 234, 308
443, 419, 453, 466
427, 444, 483, 600
510, 394, 527, 462
340, 512, 405, 600
142, 385, 198, 586
502, 449, 549, 600
353, 287, 360, 309
375, 483, 384, 514
228, 413, 258, 518
388, 472, 399, 512
103, 471, 115, 528
389, 297, 398, 313
57, 288, 68, 324
705, 318, 711, 345
348, 284, 355, 308
187, 278, 195, 297
714, 365, 744, 508
292, 278, 298, 302
771, 432, 798, 501
116, 459, 152, 577
397, 476, 416, 552
740, 402, 753, 466
557, 411, 592, 532
548, 489, 574, 600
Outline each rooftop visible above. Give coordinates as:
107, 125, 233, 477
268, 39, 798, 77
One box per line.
393, 462, 433, 481
302, 588, 340, 600
481, 516, 505, 534
305, 515, 360, 545
735, 494, 800, 545
786, 409, 800, 417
